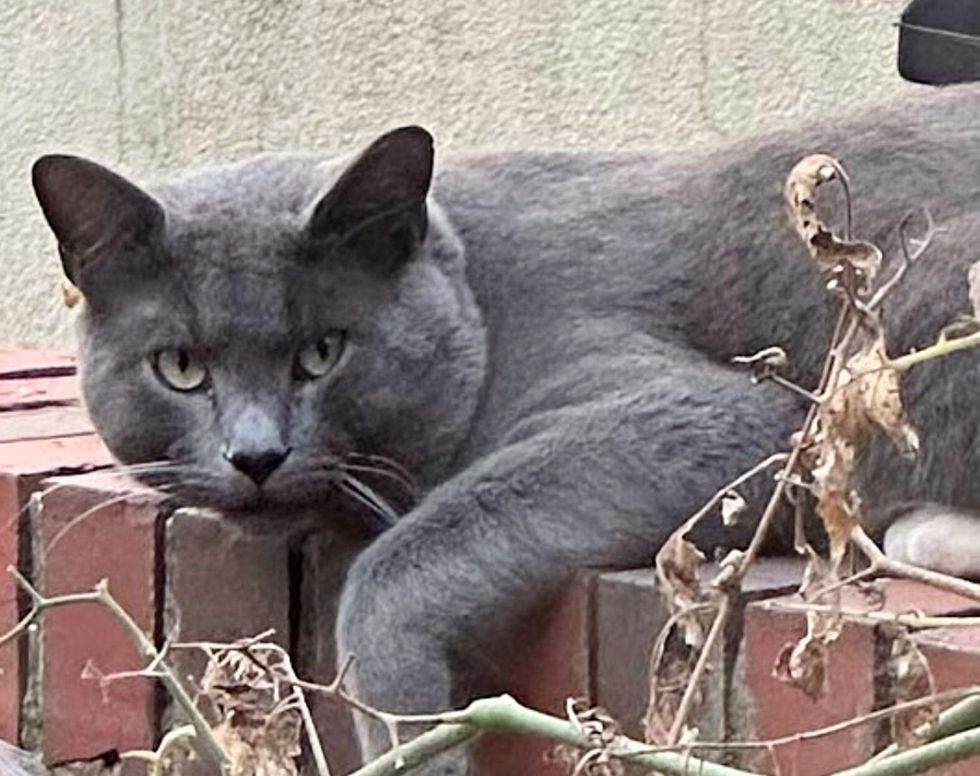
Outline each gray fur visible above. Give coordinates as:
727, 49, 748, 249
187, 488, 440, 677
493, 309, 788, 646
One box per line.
26, 84, 980, 774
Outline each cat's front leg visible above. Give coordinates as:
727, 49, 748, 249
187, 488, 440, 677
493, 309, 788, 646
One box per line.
334, 383, 789, 774
334, 434, 577, 775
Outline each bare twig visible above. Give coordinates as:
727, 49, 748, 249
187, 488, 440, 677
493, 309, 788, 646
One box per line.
851, 526, 980, 603
0, 566, 230, 772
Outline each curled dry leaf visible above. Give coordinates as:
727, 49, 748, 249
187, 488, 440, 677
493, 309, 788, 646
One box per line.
889, 634, 939, 749
550, 700, 624, 776
720, 489, 747, 527
785, 154, 882, 281
810, 338, 918, 563
648, 530, 713, 747
844, 341, 919, 457
655, 532, 707, 649
644, 648, 702, 747
772, 608, 842, 702
194, 647, 302, 776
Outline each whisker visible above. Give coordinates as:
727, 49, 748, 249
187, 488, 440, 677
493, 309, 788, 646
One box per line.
339, 475, 400, 530
340, 462, 419, 500
345, 452, 417, 490
42, 492, 150, 559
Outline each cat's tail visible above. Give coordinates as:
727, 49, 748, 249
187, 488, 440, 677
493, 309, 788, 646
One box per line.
0, 740, 48, 776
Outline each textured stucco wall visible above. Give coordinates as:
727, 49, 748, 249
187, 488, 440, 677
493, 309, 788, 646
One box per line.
2, 0, 918, 344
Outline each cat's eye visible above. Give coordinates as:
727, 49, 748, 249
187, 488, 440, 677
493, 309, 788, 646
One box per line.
296, 335, 344, 380
152, 349, 208, 392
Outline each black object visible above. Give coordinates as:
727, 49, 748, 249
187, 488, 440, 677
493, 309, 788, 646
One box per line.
898, 0, 980, 84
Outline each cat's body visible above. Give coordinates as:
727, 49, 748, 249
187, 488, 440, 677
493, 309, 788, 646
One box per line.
17, 83, 980, 775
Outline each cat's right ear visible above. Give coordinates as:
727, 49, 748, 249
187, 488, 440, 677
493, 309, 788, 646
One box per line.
32, 155, 164, 294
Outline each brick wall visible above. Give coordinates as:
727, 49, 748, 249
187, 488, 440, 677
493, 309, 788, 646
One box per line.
2, 348, 979, 775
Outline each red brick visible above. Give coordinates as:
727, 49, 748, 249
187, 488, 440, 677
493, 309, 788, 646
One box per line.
34, 472, 161, 764
877, 578, 980, 617
0, 348, 75, 377
475, 574, 595, 776
737, 594, 876, 774
0, 436, 113, 746
0, 435, 112, 476
0, 406, 93, 444
594, 558, 807, 744
905, 628, 980, 776
296, 528, 367, 776
0, 474, 22, 744
0, 375, 81, 411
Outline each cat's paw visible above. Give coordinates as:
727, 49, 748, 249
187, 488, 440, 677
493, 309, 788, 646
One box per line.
884, 503, 980, 580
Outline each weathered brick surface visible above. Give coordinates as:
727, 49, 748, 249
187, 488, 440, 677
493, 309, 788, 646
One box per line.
161, 508, 293, 776
34, 473, 161, 765
909, 628, 980, 776
296, 527, 368, 776
736, 591, 877, 775
475, 574, 596, 776
0, 473, 23, 743
595, 558, 806, 745
0, 350, 109, 748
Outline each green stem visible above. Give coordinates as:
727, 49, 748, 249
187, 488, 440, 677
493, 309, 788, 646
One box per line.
836, 725, 980, 776
350, 695, 756, 776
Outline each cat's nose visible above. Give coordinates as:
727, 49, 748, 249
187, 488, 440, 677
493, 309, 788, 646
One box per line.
224, 446, 291, 485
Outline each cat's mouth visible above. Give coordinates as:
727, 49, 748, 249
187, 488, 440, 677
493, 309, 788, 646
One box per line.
127, 453, 414, 534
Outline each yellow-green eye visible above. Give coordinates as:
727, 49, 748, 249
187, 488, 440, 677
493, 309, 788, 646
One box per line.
296, 335, 343, 379
153, 349, 208, 392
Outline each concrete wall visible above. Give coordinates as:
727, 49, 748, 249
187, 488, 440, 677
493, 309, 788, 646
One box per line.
2, 0, 918, 344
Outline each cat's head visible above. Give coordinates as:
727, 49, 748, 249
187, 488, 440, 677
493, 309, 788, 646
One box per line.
31, 127, 486, 531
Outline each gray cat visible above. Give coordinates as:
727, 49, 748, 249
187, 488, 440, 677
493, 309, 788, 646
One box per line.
16, 83, 980, 775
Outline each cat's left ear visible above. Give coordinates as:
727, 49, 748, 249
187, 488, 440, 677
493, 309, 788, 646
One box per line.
32, 154, 165, 298
308, 126, 434, 272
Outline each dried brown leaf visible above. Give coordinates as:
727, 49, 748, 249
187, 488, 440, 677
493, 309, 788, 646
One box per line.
845, 342, 919, 457
785, 154, 882, 280
655, 532, 707, 648
889, 634, 938, 749
772, 609, 842, 702
194, 647, 303, 776
720, 490, 747, 527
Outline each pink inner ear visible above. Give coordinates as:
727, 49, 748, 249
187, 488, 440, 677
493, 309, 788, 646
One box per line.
309, 126, 434, 242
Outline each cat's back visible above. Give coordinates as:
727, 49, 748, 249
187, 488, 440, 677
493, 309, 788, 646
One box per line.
434, 83, 980, 385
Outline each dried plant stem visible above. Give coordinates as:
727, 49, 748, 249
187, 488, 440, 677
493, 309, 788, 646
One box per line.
0, 566, 231, 773
761, 600, 980, 630
665, 305, 856, 744
665, 594, 732, 744
851, 526, 980, 603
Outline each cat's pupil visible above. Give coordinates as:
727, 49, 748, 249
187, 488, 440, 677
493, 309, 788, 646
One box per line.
316, 340, 330, 361
177, 350, 190, 372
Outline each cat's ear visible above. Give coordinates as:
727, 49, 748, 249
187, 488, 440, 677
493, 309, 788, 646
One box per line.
32, 154, 164, 291
308, 126, 434, 272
